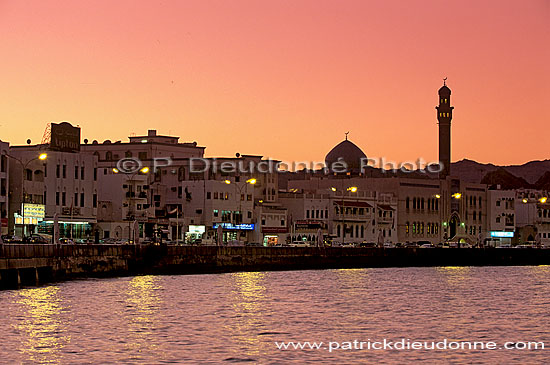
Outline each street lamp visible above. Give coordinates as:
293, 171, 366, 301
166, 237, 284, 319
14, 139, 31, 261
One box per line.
330, 185, 358, 246
113, 166, 149, 243
223, 178, 257, 224
3, 151, 47, 240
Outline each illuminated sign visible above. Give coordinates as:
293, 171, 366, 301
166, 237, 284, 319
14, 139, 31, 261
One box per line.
490, 231, 514, 238
22, 203, 45, 219
188, 225, 206, 234
50, 122, 81, 152
213, 223, 255, 230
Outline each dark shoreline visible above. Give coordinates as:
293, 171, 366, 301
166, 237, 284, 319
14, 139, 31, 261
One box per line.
2, 244, 550, 289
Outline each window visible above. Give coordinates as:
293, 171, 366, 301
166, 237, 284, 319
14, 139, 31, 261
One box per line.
247, 211, 252, 219
75, 166, 79, 179
138, 152, 147, 160
406, 222, 410, 234
74, 192, 79, 206
80, 193, 84, 207
94, 168, 97, 180
214, 192, 218, 199
56, 164, 60, 178
406, 197, 410, 209
56, 192, 60, 205
206, 192, 211, 199
62, 164, 66, 178
93, 194, 97, 208
306, 210, 310, 219
62, 192, 66, 206
81, 166, 85, 180
213, 209, 218, 217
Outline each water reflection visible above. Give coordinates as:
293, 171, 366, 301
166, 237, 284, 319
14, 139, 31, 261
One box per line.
333, 268, 370, 296
123, 275, 162, 359
225, 272, 268, 358
435, 266, 471, 285
14, 286, 69, 364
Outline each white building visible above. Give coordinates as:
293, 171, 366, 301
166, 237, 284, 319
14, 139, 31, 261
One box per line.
96, 173, 152, 240
8, 145, 98, 239
515, 189, 550, 246
486, 189, 516, 246
0, 141, 9, 235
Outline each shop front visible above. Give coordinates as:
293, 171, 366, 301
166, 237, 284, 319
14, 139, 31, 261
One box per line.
261, 227, 288, 246
212, 223, 255, 245
186, 225, 206, 244
14, 203, 45, 237
291, 220, 328, 245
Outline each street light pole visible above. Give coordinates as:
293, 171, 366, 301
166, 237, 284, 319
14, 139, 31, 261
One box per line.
113, 166, 149, 243
224, 178, 256, 243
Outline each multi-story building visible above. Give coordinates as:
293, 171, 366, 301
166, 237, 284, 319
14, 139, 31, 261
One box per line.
0, 141, 9, 235
515, 189, 550, 246
8, 145, 98, 239
96, 173, 152, 240
486, 189, 516, 246
81, 129, 205, 238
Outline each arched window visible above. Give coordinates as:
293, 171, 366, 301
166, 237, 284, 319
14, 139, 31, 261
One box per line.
406, 197, 410, 209
406, 222, 410, 234
106, 151, 112, 161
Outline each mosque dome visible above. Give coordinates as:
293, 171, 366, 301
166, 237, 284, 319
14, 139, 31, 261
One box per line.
325, 137, 367, 173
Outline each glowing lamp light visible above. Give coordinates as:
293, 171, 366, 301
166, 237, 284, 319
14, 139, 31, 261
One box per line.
246, 178, 257, 185
224, 180, 231, 184
38, 153, 47, 160
348, 186, 358, 193
522, 198, 528, 203
452, 193, 462, 199
540, 197, 548, 204
140, 167, 149, 174
112, 168, 119, 173
461, 222, 465, 227
330, 187, 337, 192
435, 194, 441, 199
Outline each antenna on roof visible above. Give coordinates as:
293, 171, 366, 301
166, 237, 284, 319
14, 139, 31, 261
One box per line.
345, 131, 349, 140
443, 77, 447, 86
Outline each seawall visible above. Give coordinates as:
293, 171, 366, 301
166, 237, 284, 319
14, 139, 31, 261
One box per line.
1, 244, 550, 289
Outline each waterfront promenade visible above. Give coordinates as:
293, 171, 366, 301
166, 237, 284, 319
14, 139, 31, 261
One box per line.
2, 244, 550, 289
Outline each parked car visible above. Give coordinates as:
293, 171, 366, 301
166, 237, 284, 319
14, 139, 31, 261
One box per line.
24, 234, 50, 244
59, 237, 75, 245
289, 241, 309, 247
515, 244, 534, 249
419, 243, 434, 248
1, 235, 22, 243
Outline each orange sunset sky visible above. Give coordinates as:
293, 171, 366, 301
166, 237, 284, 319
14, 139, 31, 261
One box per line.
0, 0, 548, 166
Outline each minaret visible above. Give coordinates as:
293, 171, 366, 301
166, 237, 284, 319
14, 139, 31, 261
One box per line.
436, 79, 454, 178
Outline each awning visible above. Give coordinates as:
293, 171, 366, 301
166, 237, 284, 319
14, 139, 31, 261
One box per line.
378, 204, 394, 211
334, 201, 372, 208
